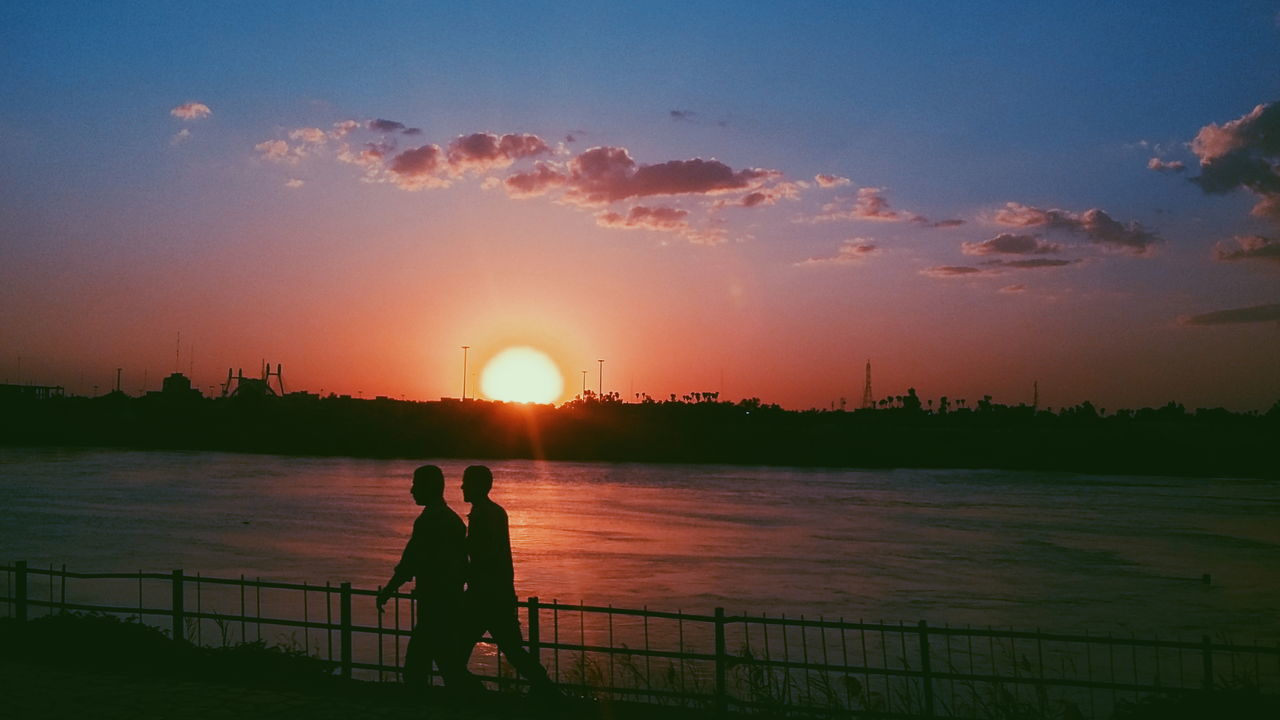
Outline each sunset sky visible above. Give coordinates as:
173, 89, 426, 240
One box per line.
3, 2, 1279, 411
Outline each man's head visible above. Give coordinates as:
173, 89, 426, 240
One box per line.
461, 464, 493, 503
410, 465, 445, 505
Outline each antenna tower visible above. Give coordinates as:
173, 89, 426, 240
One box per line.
860, 360, 874, 409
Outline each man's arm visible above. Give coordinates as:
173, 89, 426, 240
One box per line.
377, 527, 422, 611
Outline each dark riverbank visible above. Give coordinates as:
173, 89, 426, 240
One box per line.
2, 391, 1276, 478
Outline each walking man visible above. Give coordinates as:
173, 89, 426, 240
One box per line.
376, 465, 476, 690
460, 464, 558, 697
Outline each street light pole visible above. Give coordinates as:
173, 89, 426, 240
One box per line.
461, 346, 470, 401
597, 359, 604, 398
581, 370, 587, 397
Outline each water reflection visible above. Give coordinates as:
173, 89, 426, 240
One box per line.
2, 448, 1278, 642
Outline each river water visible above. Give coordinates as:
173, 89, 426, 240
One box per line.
2, 447, 1277, 642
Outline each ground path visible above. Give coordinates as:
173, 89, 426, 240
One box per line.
0, 660, 679, 720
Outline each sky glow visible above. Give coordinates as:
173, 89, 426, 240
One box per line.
2, 2, 1278, 410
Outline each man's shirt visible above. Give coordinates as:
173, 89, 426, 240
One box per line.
393, 501, 467, 596
466, 499, 516, 600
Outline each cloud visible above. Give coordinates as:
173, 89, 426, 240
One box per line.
255, 139, 297, 164
331, 120, 361, 138
814, 174, 851, 188
170, 128, 191, 146
920, 265, 984, 277
285, 178, 305, 188
289, 127, 328, 145
596, 205, 690, 231
368, 118, 406, 133
388, 143, 447, 189
446, 132, 550, 174
794, 238, 880, 267
338, 141, 392, 169
503, 161, 568, 198
962, 233, 1061, 256
562, 146, 777, 205
812, 187, 906, 222
923, 218, 966, 228
984, 258, 1074, 269
670, 110, 696, 122
1147, 157, 1185, 173
170, 102, 211, 120
999, 284, 1027, 293
994, 202, 1159, 255
1213, 235, 1280, 264
1189, 102, 1280, 222
1179, 303, 1280, 326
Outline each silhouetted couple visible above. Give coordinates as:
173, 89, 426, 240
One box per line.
376, 464, 556, 698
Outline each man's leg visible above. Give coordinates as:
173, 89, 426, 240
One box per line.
402, 620, 431, 687
428, 594, 484, 692
483, 601, 554, 690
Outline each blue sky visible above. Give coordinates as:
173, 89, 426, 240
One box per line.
3, 2, 1279, 409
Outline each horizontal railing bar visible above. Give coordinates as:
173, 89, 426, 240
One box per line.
535, 601, 717, 623
538, 640, 718, 662
9, 565, 1280, 664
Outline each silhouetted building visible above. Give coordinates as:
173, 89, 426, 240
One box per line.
0, 383, 64, 401
148, 372, 202, 401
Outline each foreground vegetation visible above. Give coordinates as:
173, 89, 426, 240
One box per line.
2, 613, 1276, 719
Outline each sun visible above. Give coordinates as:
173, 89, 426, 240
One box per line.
479, 346, 565, 403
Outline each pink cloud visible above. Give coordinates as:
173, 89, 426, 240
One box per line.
595, 205, 690, 231
564, 147, 777, 205
503, 162, 569, 198
920, 265, 985, 278
289, 127, 328, 145
1213, 235, 1280, 264
388, 144, 447, 189
962, 233, 1061, 255
1189, 102, 1280, 224
170, 102, 211, 120
1146, 157, 1185, 173
994, 203, 1159, 255
446, 132, 550, 174
814, 174, 852, 188
999, 284, 1027, 293
794, 238, 880, 267
254, 139, 296, 164
811, 187, 906, 222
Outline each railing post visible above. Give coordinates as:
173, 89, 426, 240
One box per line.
171, 570, 184, 642
714, 606, 727, 715
15, 561, 27, 622
1201, 635, 1213, 690
528, 597, 540, 657
340, 582, 353, 679
918, 620, 935, 717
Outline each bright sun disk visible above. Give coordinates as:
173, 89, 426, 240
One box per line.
479, 346, 564, 403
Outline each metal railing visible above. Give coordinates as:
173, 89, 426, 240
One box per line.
3, 561, 1278, 718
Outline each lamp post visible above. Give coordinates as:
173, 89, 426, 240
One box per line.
581, 370, 587, 398
597, 359, 604, 398
461, 346, 470, 401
